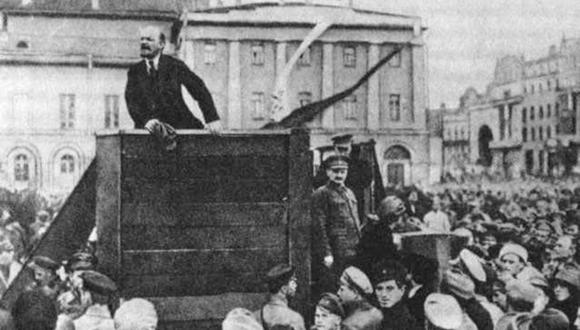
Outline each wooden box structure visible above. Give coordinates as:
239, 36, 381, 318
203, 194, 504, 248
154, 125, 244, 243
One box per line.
96, 129, 311, 329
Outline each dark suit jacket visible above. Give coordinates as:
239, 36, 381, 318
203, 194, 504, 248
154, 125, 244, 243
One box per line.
125, 54, 219, 129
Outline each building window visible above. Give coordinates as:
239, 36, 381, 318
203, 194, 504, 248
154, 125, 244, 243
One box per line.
539, 106, 543, 119
343, 46, 356, 67
1, 12, 7, 31
104, 95, 119, 129
555, 103, 560, 117
251, 92, 265, 119
297, 47, 311, 66
524, 86, 527, 94
547, 104, 551, 118
460, 128, 465, 139
547, 126, 551, 139
16, 40, 29, 49
60, 154, 75, 174
531, 85, 535, 94
388, 94, 401, 121
522, 107, 527, 123
531, 127, 536, 141
59, 94, 75, 129
14, 154, 29, 182
298, 91, 312, 107
389, 51, 401, 67
251, 43, 265, 66
538, 83, 543, 92
556, 124, 560, 134
530, 106, 535, 120
343, 95, 358, 120
204, 42, 217, 65
539, 127, 543, 140
547, 80, 551, 90
522, 127, 527, 142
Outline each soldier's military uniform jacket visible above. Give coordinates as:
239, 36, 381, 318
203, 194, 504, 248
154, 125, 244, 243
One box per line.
253, 293, 305, 330
341, 300, 383, 330
311, 181, 361, 268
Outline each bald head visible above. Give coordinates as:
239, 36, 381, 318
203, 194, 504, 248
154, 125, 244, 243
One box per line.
553, 235, 576, 260
139, 26, 165, 59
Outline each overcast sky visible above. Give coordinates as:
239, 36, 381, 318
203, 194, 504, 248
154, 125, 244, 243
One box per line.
356, 0, 580, 108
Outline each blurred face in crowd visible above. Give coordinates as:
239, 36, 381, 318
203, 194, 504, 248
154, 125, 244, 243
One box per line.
536, 199, 549, 214
432, 199, 441, 211
283, 275, 298, 297
337, 284, 359, 304
535, 228, 551, 244
553, 236, 575, 260
492, 288, 507, 311
33, 267, 55, 287
0, 239, 14, 266
314, 306, 341, 330
481, 234, 497, 252
566, 224, 580, 237
501, 253, 525, 276
408, 191, 418, 203
333, 142, 352, 157
326, 167, 348, 185
554, 281, 572, 302
374, 280, 405, 309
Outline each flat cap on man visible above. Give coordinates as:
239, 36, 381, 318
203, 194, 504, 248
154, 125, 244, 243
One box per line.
340, 266, 373, 296
555, 267, 580, 290
30, 256, 60, 272
80, 270, 118, 296
424, 293, 463, 329
323, 155, 349, 170
316, 293, 344, 318
499, 243, 528, 263
223, 308, 263, 330
443, 269, 475, 300
67, 252, 97, 272
451, 249, 486, 283
330, 134, 353, 144
506, 280, 540, 304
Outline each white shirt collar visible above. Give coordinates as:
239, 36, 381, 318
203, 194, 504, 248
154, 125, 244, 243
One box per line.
144, 54, 160, 72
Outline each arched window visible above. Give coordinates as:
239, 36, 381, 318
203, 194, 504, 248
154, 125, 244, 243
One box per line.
60, 154, 75, 174
14, 154, 29, 181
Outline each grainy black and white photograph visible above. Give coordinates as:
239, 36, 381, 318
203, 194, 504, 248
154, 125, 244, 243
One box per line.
1, 0, 580, 329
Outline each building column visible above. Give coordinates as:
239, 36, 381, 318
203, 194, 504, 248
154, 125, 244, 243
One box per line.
411, 43, 426, 128
321, 43, 334, 128
367, 43, 380, 131
228, 40, 241, 129
275, 41, 288, 118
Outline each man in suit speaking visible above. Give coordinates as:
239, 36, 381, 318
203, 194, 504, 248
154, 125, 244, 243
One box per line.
125, 26, 222, 134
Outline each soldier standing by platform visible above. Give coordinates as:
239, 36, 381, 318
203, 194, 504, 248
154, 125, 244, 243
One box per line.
311, 155, 362, 294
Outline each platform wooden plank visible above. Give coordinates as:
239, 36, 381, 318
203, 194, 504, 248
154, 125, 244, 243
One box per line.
122, 202, 287, 227
121, 225, 287, 250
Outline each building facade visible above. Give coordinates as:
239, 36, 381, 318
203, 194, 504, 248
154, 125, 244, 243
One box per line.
442, 38, 580, 179
0, 0, 432, 193
180, 3, 432, 187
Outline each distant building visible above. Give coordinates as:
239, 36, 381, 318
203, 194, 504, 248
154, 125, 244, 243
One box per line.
442, 37, 580, 179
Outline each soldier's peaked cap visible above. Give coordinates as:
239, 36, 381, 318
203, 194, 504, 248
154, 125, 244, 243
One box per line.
331, 134, 353, 144
80, 270, 118, 296
265, 264, 295, 284
323, 155, 349, 169
31, 256, 60, 271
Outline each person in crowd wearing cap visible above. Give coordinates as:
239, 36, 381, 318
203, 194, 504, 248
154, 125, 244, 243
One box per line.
451, 249, 504, 326
114, 298, 158, 330
337, 266, 382, 330
442, 269, 494, 330
550, 236, 580, 274
253, 264, 305, 330
401, 253, 438, 325
57, 251, 98, 320
423, 293, 476, 330
12, 289, 58, 330
28, 255, 62, 299
311, 155, 362, 292
224, 308, 264, 330
371, 260, 420, 330
311, 293, 344, 330
353, 195, 403, 276
529, 308, 570, 330
73, 270, 118, 330
423, 197, 451, 232
498, 243, 544, 283
313, 134, 374, 201
29, 210, 52, 245
551, 267, 580, 326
